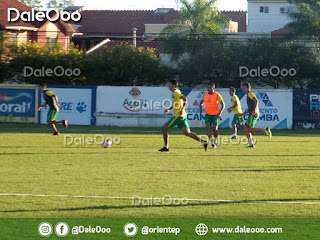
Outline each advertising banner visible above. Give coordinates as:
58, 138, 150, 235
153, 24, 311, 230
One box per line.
183, 89, 293, 129
0, 84, 38, 123
96, 86, 170, 114
96, 86, 292, 129
293, 90, 320, 129
39, 87, 94, 125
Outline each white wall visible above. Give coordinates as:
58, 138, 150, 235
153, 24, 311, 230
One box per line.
96, 87, 293, 129
96, 86, 171, 127
247, 1, 293, 33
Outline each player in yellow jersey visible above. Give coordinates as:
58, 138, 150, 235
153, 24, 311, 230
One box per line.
38, 83, 68, 135
159, 80, 208, 152
239, 83, 272, 148
228, 87, 244, 139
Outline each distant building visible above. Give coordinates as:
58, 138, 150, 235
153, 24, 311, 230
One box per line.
0, 0, 79, 54
69, 9, 247, 52
247, 0, 294, 33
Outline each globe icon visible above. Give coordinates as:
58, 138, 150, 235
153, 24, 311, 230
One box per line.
195, 223, 208, 236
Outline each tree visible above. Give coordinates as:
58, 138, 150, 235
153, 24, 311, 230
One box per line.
286, 0, 320, 41
176, 38, 320, 88
161, 0, 229, 59
177, 39, 237, 87
8, 42, 85, 85
0, 32, 9, 82
6, 42, 175, 86
0, 31, 5, 57
18, 0, 42, 9
164, 0, 229, 35
82, 44, 176, 86
46, 0, 75, 10
234, 39, 320, 89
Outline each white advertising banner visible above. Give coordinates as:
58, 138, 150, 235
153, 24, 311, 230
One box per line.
185, 89, 293, 129
96, 86, 293, 129
40, 88, 93, 125
97, 86, 171, 114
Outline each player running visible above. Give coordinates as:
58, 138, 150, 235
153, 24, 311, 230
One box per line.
159, 80, 208, 152
38, 83, 68, 135
199, 83, 225, 149
239, 83, 272, 148
228, 87, 244, 139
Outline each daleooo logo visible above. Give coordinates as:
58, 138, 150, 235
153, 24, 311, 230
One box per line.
239, 66, 297, 78
24, 66, 81, 77
7, 8, 81, 22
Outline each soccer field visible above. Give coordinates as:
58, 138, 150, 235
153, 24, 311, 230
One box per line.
0, 123, 319, 218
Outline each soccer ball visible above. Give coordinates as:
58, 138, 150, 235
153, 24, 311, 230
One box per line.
102, 139, 112, 148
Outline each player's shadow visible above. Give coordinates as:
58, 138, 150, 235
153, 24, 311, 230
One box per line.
149, 166, 320, 173
1, 197, 320, 214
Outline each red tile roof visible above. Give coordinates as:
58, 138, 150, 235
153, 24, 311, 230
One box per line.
0, 0, 77, 34
73, 10, 247, 36
74, 10, 180, 36
0, 0, 36, 29
271, 27, 291, 39
0, 0, 31, 12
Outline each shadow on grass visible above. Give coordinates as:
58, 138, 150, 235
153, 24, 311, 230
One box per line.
149, 166, 320, 173
1, 123, 320, 136
1, 198, 320, 213
0, 151, 320, 157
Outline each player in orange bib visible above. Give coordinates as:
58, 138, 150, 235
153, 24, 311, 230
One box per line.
199, 83, 225, 149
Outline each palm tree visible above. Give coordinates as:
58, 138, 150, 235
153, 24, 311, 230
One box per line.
161, 0, 229, 59
163, 0, 229, 36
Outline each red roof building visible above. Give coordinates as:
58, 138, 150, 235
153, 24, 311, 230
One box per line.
0, 0, 78, 54
271, 27, 291, 39
70, 9, 247, 52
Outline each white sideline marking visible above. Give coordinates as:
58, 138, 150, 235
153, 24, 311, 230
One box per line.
3, 128, 159, 133
0, 193, 319, 205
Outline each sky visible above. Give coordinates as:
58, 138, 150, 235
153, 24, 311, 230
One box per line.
43, 0, 247, 11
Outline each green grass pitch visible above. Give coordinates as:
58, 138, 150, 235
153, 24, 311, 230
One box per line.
0, 123, 319, 218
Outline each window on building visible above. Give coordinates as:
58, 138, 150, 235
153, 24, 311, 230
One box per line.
46, 36, 57, 46
10, 33, 18, 43
260, 6, 269, 13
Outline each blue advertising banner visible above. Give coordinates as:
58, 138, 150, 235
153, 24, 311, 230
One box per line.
293, 90, 320, 129
0, 85, 38, 123
39, 85, 96, 125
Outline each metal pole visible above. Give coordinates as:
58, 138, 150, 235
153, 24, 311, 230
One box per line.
132, 28, 137, 48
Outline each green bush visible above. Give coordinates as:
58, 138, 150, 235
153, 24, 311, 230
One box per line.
6, 42, 175, 86
83, 43, 175, 86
